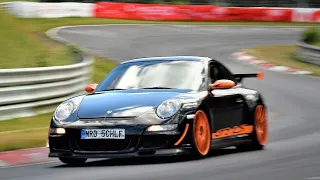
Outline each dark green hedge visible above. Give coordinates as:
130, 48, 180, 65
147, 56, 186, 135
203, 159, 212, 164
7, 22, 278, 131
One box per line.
302, 27, 320, 44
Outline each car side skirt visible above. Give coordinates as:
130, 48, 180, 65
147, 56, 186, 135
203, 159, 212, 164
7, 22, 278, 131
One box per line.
210, 134, 253, 149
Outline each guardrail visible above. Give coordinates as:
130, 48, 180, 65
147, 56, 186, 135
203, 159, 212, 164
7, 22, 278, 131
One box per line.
296, 42, 320, 65
0, 54, 92, 87
0, 5, 94, 121
0, 2, 9, 10
0, 50, 93, 121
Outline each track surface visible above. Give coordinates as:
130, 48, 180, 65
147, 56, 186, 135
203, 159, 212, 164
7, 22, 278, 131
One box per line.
1, 25, 320, 180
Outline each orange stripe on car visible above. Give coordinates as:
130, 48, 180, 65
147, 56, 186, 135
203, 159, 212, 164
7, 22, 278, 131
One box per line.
174, 124, 190, 146
212, 124, 254, 139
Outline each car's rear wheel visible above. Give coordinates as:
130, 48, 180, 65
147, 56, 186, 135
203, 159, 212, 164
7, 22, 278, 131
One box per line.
191, 110, 211, 157
59, 157, 87, 166
237, 104, 268, 151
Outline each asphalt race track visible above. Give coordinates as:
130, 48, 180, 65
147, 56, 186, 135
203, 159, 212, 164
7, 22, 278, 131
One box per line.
1, 25, 320, 180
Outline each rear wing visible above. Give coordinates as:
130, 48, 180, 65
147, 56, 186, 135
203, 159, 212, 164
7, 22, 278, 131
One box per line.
234, 72, 264, 82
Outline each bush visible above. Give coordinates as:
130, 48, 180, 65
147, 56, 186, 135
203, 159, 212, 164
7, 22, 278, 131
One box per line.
302, 27, 320, 44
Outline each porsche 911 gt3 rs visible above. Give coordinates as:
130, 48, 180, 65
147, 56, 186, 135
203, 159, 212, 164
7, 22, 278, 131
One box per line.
47, 56, 268, 165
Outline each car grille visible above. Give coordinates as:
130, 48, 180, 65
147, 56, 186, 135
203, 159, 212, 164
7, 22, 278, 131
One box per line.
67, 129, 139, 152
66, 129, 139, 152
75, 139, 132, 152
69, 137, 140, 152
140, 135, 169, 149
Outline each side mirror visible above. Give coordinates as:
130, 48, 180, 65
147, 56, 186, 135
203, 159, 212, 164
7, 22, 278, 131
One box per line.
85, 83, 98, 93
210, 79, 235, 90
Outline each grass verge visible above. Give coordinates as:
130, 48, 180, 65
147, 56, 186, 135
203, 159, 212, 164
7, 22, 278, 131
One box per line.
0, 58, 117, 152
0, 12, 319, 151
243, 45, 320, 76
0, 0, 37, 2
312, 42, 320, 47
0, 11, 75, 68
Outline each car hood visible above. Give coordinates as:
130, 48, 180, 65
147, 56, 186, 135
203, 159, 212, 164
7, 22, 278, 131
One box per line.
77, 89, 190, 119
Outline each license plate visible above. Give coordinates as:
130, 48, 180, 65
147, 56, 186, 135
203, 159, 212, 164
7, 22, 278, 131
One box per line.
81, 129, 125, 139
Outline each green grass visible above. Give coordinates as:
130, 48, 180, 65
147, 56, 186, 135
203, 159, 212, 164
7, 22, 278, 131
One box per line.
0, 128, 48, 151
0, 0, 36, 2
244, 45, 320, 76
0, 11, 319, 151
0, 0, 37, 2
0, 58, 117, 152
0, 11, 75, 68
312, 42, 320, 47
0, 113, 50, 151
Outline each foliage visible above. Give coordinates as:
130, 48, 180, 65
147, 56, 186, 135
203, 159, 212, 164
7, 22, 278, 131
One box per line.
302, 27, 320, 45
0, 11, 75, 68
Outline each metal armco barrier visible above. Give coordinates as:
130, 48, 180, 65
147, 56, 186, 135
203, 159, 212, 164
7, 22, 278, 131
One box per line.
0, 53, 93, 121
0, 2, 9, 11
5, 2, 94, 18
0, 55, 92, 87
297, 42, 320, 65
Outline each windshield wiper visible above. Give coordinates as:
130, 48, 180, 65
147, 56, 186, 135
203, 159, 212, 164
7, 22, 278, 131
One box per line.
140, 87, 175, 89
98, 87, 175, 93
101, 88, 128, 91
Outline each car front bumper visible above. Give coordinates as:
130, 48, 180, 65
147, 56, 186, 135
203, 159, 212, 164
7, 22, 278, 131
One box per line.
49, 147, 192, 158
48, 126, 192, 159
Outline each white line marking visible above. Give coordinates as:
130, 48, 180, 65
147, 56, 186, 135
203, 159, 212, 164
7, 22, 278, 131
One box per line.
305, 177, 320, 180
268, 66, 290, 71
0, 160, 59, 169
0, 127, 47, 134
0, 160, 8, 167
248, 60, 266, 64
293, 71, 313, 75
0, 147, 47, 154
237, 56, 255, 61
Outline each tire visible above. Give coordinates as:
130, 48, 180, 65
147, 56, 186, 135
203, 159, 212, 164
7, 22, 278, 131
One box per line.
59, 157, 87, 166
237, 105, 268, 151
191, 110, 212, 158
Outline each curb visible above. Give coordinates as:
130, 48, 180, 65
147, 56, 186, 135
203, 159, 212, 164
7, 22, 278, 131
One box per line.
231, 51, 313, 75
0, 147, 55, 168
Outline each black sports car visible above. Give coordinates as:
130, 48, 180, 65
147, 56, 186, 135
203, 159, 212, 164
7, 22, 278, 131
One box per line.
48, 56, 268, 165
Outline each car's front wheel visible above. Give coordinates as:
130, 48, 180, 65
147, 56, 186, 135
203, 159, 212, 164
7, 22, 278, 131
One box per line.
59, 157, 87, 166
191, 110, 211, 158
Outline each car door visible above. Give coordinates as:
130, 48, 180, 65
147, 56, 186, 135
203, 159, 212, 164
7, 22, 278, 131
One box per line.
206, 61, 245, 137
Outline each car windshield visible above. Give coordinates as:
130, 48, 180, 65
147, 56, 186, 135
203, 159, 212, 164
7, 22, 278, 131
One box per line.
95, 60, 206, 92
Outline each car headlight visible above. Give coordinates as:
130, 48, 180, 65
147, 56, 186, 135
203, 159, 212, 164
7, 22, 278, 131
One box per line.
54, 95, 85, 121
146, 124, 178, 132
156, 99, 181, 119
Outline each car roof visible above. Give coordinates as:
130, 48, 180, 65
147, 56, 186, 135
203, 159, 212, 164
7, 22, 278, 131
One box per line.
121, 56, 212, 64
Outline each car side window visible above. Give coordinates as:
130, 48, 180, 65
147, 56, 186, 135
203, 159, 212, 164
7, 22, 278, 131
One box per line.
218, 64, 237, 82
209, 62, 236, 83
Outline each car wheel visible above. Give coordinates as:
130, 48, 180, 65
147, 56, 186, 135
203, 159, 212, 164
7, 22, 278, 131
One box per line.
191, 110, 211, 158
59, 157, 87, 166
237, 105, 268, 151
